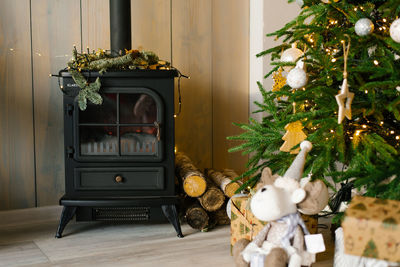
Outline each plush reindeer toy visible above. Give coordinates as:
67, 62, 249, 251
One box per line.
233, 141, 329, 267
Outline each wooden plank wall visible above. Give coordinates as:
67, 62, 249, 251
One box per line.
31, 0, 82, 208
173, 0, 213, 169
0, 0, 35, 210
0, 0, 249, 210
212, 0, 249, 171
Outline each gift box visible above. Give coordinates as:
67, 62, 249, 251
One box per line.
230, 195, 318, 247
342, 195, 400, 262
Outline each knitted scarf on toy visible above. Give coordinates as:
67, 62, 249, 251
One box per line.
277, 212, 310, 248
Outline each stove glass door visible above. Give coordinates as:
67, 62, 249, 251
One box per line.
76, 88, 163, 161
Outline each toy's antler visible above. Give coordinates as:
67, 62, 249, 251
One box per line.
283, 141, 312, 181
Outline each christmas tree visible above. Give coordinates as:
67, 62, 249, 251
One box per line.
230, 0, 400, 206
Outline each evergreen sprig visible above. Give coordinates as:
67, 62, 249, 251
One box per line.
229, 0, 400, 200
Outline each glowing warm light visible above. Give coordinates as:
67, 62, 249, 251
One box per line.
365, 90, 368, 94
174, 146, 177, 153
373, 60, 379, 65
331, 58, 337, 62
383, 18, 387, 22
390, 130, 395, 134
362, 125, 367, 129
355, 130, 361, 136
396, 136, 400, 140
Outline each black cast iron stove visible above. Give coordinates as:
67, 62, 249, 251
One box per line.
55, 0, 183, 238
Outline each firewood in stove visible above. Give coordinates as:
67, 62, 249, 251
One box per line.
175, 152, 207, 197
206, 169, 241, 198
198, 179, 225, 212
185, 203, 209, 230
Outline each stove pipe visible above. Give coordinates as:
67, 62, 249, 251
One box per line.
110, 0, 131, 56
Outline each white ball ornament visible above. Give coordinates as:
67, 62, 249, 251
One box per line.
390, 18, 400, 43
296, 0, 304, 6
355, 18, 374, 36
281, 44, 304, 72
287, 67, 308, 89
300, 140, 312, 152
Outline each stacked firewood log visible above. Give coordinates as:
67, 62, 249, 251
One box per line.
175, 152, 242, 231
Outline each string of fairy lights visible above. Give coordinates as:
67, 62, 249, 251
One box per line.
274, 3, 400, 149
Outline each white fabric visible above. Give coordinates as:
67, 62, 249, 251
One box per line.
250, 253, 265, 267
304, 234, 325, 253
277, 212, 309, 248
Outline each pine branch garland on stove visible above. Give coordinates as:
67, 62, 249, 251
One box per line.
87, 53, 134, 74
65, 46, 171, 111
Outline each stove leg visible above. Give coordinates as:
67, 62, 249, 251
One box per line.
162, 204, 184, 238
55, 206, 77, 238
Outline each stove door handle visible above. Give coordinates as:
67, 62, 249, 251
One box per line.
154, 121, 161, 142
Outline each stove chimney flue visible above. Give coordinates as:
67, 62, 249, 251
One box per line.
110, 0, 131, 56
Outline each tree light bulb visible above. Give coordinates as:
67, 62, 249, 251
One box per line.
383, 18, 387, 22
390, 130, 395, 134
331, 58, 337, 62
374, 60, 379, 65
396, 136, 400, 140
362, 125, 367, 128
365, 90, 368, 94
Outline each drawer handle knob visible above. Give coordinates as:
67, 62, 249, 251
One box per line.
115, 175, 123, 183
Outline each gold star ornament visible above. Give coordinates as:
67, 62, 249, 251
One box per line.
335, 78, 354, 124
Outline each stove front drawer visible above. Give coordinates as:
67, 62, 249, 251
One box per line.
74, 167, 164, 190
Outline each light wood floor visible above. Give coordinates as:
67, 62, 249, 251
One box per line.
0, 206, 334, 266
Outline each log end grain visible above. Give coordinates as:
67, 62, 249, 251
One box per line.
183, 175, 207, 197
186, 206, 209, 230
199, 187, 225, 212
225, 182, 241, 198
